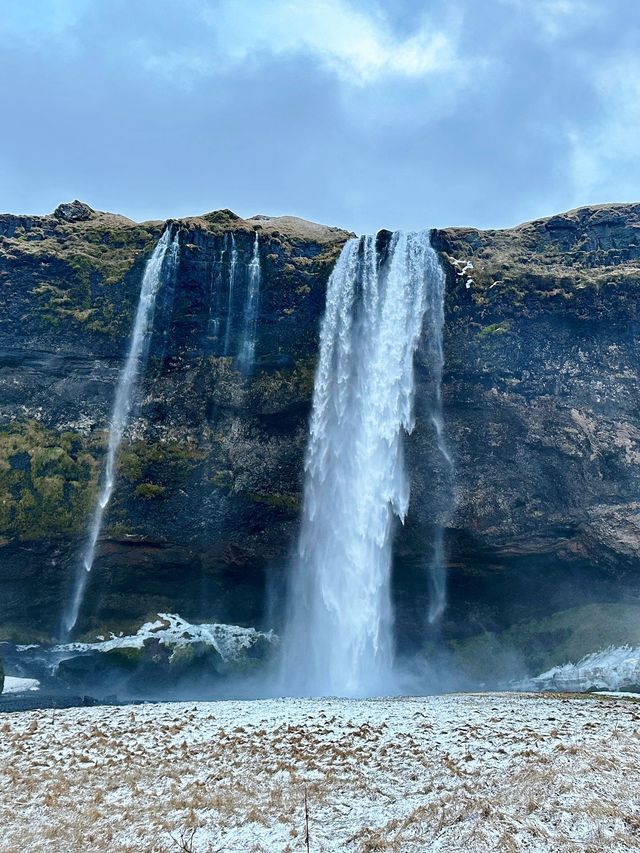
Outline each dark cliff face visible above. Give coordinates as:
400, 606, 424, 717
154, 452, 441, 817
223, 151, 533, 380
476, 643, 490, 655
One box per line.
1, 200, 640, 680
0, 203, 350, 640
397, 204, 640, 676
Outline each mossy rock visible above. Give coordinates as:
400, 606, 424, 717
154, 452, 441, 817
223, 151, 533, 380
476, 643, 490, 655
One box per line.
53, 627, 276, 697
55, 638, 228, 696
56, 645, 146, 688
478, 321, 510, 337
117, 440, 204, 486
0, 421, 100, 540
246, 490, 300, 513
1, 206, 162, 338
134, 482, 166, 500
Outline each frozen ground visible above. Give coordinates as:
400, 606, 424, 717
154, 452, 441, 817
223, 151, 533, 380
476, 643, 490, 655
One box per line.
2, 692, 640, 852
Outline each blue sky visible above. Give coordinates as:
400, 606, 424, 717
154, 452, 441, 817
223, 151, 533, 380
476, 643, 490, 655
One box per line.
1, 0, 639, 233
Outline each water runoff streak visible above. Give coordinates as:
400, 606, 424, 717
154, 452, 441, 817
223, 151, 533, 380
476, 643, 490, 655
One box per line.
63, 228, 180, 637
237, 231, 261, 372
281, 230, 446, 696
423, 258, 454, 625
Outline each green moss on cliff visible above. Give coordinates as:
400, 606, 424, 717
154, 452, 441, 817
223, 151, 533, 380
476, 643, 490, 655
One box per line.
204, 356, 316, 414
134, 482, 166, 500
0, 419, 212, 543
478, 322, 510, 337
0, 623, 52, 644
118, 440, 205, 486
246, 491, 300, 512
250, 359, 316, 410
436, 204, 640, 324
0, 421, 99, 540
3, 213, 161, 338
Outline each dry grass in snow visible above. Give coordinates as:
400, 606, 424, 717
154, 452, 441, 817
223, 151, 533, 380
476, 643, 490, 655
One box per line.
1, 692, 640, 852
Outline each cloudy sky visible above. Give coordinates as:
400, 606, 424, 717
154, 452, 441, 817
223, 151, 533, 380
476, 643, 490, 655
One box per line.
1, 0, 639, 233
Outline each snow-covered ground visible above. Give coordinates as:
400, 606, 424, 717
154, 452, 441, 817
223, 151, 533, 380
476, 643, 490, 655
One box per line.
2, 675, 40, 694
2, 693, 639, 852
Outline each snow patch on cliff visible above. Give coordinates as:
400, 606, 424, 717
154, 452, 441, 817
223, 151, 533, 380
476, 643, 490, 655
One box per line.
521, 645, 640, 692
2, 676, 40, 694
54, 613, 276, 663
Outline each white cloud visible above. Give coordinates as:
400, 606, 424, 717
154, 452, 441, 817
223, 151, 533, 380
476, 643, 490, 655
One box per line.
0, 0, 90, 41
569, 56, 640, 203
498, 0, 601, 41
200, 0, 458, 84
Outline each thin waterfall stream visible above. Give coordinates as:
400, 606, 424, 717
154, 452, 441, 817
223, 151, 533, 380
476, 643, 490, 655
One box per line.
62, 228, 180, 637
423, 258, 454, 625
280, 229, 448, 697
238, 231, 261, 372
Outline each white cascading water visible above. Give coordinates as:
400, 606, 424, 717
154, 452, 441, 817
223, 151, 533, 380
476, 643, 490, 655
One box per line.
62, 228, 180, 637
237, 232, 261, 371
281, 229, 445, 697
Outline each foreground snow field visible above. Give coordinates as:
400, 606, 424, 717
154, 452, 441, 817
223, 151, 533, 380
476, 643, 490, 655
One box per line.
1, 693, 640, 852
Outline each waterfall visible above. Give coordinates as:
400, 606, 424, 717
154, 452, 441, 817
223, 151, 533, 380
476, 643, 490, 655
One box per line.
237, 231, 261, 372
222, 234, 238, 355
62, 228, 180, 637
280, 229, 445, 697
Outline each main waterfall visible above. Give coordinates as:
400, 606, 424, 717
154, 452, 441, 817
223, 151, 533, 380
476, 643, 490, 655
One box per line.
280, 230, 446, 697
62, 228, 180, 637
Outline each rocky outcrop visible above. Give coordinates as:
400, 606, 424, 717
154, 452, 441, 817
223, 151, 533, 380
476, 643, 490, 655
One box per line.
51, 613, 275, 698
1, 200, 640, 682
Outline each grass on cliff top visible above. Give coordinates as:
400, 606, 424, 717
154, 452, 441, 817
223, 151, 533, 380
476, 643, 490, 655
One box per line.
437, 203, 640, 326
0, 213, 162, 336
188, 208, 352, 244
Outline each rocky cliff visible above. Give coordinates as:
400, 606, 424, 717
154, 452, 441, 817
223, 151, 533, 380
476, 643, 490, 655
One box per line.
1, 200, 640, 681
0, 201, 350, 642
